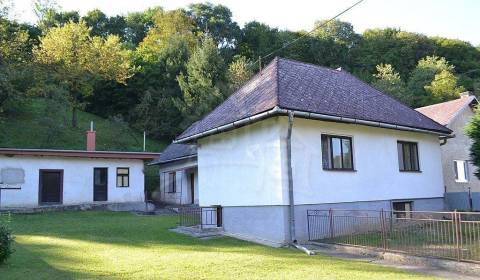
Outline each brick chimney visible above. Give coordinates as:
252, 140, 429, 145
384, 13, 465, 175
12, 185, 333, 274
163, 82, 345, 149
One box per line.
86, 121, 96, 151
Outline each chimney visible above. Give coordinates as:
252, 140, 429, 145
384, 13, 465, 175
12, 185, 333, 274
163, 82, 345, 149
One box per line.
86, 121, 96, 151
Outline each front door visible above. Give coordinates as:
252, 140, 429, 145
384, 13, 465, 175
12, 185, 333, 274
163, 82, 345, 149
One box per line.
94, 168, 108, 201
190, 173, 195, 204
39, 170, 63, 204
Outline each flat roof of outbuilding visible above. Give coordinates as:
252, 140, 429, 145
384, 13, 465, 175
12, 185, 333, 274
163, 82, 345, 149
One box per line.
0, 148, 160, 160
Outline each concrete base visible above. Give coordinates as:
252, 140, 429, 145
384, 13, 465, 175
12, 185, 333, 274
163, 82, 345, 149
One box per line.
0, 202, 155, 213
220, 198, 445, 246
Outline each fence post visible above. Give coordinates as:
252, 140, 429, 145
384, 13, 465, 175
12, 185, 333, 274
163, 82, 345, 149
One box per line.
453, 210, 461, 261
380, 209, 387, 251
307, 211, 311, 241
329, 208, 334, 239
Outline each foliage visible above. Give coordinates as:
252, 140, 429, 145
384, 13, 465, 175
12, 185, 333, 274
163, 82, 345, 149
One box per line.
465, 108, 480, 179
0, 211, 433, 279
176, 36, 226, 127
33, 21, 134, 127
0, 214, 14, 264
408, 56, 463, 107
227, 55, 253, 92
372, 64, 410, 104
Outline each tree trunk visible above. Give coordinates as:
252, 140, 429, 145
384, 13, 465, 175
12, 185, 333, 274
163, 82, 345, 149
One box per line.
72, 106, 78, 128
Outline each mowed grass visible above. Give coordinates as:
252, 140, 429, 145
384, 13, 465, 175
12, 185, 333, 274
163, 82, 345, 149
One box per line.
0, 212, 437, 280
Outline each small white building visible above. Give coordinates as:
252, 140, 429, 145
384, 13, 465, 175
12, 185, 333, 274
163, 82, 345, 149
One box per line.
0, 130, 159, 209
167, 57, 452, 246
150, 144, 198, 205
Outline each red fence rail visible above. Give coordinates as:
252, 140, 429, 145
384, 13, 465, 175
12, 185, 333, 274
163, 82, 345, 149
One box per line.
307, 209, 480, 263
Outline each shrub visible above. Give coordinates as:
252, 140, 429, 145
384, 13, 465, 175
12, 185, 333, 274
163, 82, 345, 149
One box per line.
0, 215, 14, 264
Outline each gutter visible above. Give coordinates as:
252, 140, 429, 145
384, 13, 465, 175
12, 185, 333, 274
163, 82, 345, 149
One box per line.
174, 107, 452, 144
286, 111, 296, 244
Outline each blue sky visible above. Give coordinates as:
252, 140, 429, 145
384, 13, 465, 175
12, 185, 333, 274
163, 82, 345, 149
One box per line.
11, 0, 480, 46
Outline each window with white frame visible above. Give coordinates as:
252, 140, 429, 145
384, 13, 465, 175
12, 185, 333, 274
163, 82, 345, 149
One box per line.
454, 160, 469, 183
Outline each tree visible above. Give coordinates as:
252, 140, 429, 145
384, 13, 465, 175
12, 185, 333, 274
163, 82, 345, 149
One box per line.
187, 3, 240, 49
465, 109, 480, 178
408, 56, 463, 107
226, 55, 253, 92
176, 36, 226, 126
313, 19, 359, 48
137, 9, 197, 62
372, 64, 410, 105
34, 21, 134, 127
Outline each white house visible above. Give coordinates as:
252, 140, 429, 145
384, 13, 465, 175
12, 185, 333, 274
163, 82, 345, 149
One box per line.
0, 128, 159, 209
161, 57, 452, 246
416, 93, 480, 211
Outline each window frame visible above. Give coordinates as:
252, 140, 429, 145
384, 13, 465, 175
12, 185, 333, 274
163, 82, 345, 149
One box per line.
454, 160, 469, 183
321, 134, 354, 171
167, 172, 176, 193
397, 141, 420, 172
392, 201, 413, 219
116, 167, 130, 188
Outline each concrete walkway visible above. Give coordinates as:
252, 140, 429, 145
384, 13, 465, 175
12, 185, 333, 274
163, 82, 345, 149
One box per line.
303, 244, 479, 279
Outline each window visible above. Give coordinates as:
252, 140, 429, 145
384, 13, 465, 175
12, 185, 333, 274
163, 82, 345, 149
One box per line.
168, 172, 176, 193
392, 201, 413, 219
322, 134, 354, 170
454, 160, 469, 183
397, 141, 420, 172
116, 168, 129, 187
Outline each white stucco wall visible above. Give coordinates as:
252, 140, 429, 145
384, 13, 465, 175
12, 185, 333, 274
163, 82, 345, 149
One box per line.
287, 117, 444, 204
197, 116, 444, 207
198, 117, 286, 206
0, 155, 145, 207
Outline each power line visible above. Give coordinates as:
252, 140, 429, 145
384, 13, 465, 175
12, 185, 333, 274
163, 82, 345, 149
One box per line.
253, 0, 365, 69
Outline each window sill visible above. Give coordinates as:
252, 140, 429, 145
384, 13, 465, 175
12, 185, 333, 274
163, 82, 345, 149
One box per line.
399, 170, 422, 173
455, 180, 469, 183
116, 186, 130, 188
167, 192, 177, 193
323, 168, 357, 172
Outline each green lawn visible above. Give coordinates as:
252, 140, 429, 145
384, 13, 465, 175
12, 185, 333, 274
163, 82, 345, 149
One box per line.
0, 212, 436, 280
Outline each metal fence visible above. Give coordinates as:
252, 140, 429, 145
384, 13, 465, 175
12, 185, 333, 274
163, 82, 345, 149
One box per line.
178, 206, 222, 229
307, 209, 480, 263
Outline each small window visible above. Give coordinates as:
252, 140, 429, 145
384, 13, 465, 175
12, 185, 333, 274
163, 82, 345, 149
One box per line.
393, 201, 413, 219
454, 160, 469, 183
168, 172, 176, 193
397, 141, 420, 172
322, 134, 354, 170
116, 168, 129, 187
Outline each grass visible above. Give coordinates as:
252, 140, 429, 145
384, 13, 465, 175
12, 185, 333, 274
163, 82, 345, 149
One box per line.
0, 211, 437, 280
0, 99, 166, 152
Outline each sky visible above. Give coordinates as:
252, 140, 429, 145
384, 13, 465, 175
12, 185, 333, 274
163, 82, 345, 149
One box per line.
10, 0, 480, 46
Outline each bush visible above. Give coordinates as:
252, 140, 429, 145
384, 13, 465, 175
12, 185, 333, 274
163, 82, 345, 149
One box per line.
0, 215, 14, 264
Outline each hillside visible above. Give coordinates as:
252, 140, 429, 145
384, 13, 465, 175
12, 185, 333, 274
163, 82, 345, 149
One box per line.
0, 99, 167, 152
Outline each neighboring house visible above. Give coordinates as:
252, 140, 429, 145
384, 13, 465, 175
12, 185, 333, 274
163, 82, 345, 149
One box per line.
416, 93, 479, 211
0, 128, 159, 209
150, 143, 198, 205
157, 57, 452, 246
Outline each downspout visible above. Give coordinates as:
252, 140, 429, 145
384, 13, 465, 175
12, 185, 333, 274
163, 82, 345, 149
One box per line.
286, 111, 296, 244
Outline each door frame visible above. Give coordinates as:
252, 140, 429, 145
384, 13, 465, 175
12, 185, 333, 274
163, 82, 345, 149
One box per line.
93, 167, 108, 202
38, 169, 64, 205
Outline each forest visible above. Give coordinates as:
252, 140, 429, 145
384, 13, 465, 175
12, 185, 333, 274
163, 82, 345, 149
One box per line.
1, 0, 479, 142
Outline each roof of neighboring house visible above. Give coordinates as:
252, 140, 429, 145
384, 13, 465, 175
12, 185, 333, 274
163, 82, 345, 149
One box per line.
149, 143, 197, 165
415, 94, 478, 126
176, 57, 451, 142
0, 148, 160, 160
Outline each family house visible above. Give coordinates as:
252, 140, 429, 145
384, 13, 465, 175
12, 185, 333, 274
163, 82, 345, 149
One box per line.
156, 57, 452, 246
0, 127, 159, 209
416, 93, 479, 211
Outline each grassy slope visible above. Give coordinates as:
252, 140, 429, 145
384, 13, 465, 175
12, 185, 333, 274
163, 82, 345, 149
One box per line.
0, 99, 166, 152
0, 211, 436, 280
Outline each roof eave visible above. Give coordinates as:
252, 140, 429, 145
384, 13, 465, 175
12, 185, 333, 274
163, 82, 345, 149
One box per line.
174, 108, 452, 144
